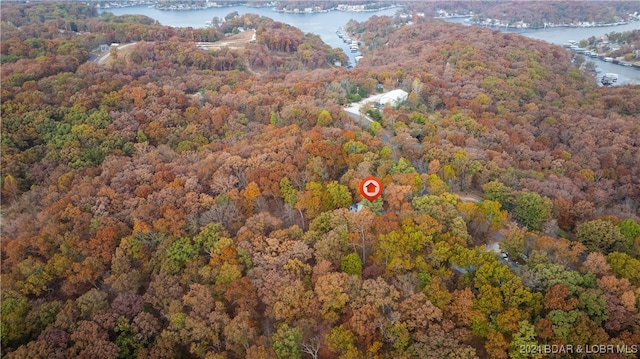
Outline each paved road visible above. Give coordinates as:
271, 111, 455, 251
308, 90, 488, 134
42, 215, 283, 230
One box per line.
96, 43, 137, 64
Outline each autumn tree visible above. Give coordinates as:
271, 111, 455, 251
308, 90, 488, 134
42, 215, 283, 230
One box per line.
512, 191, 552, 231
481, 180, 512, 210
314, 272, 350, 324
575, 219, 626, 254
271, 324, 302, 359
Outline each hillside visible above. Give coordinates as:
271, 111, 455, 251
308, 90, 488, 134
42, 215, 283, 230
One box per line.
1, 3, 639, 358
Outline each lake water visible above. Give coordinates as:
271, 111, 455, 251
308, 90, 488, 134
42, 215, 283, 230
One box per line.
100, 5, 399, 65
101, 5, 639, 84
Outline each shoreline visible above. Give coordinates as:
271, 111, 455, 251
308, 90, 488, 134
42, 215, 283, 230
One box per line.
96, 3, 637, 25
469, 20, 633, 30
146, 3, 400, 13
434, 15, 637, 30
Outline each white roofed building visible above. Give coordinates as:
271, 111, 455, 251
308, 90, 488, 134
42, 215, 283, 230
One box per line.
344, 88, 410, 121
376, 89, 408, 108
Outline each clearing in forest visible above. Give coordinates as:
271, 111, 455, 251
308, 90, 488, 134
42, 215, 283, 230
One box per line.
195, 29, 256, 51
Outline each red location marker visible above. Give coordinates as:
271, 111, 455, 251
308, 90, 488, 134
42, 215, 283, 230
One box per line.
359, 176, 383, 201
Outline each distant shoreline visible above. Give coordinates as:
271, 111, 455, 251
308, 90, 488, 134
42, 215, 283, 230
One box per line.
467, 19, 634, 30
272, 5, 400, 14
133, 3, 402, 14
99, 2, 401, 14
96, 3, 639, 27
435, 14, 638, 30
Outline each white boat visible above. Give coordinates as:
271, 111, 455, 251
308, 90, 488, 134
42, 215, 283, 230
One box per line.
601, 73, 618, 85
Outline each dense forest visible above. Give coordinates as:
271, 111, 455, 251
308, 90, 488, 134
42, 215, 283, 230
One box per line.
1, 2, 640, 358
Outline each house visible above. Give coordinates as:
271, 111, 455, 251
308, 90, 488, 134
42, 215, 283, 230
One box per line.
99, 44, 110, 52
350, 202, 363, 213
377, 89, 408, 108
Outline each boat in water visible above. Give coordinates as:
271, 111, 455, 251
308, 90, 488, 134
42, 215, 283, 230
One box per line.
601, 73, 618, 85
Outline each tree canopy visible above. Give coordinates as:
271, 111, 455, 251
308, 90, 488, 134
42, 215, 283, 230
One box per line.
1, 2, 639, 358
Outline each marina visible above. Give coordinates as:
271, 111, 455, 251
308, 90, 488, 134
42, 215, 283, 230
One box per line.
336, 27, 362, 67
564, 41, 640, 74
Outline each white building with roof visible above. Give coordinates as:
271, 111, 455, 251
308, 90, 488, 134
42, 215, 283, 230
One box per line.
344, 88, 409, 120
376, 89, 408, 108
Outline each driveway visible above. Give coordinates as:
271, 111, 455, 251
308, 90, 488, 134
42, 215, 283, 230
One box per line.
96, 42, 137, 64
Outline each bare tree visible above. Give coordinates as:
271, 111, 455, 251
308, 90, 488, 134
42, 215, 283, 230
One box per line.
301, 336, 320, 359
